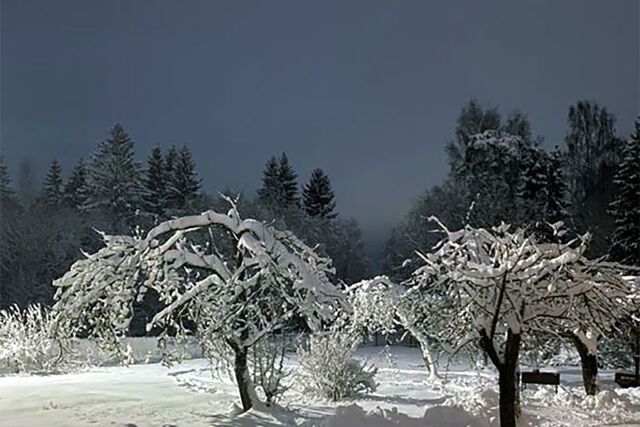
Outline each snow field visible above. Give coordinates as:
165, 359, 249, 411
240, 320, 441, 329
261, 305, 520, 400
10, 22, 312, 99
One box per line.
1, 346, 639, 427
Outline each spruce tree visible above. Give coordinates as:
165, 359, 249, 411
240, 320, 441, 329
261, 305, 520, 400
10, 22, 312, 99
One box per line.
609, 119, 640, 265
63, 159, 88, 209
258, 156, 281, 208
303, 168, 337, 219
163, 145, 178, 208
0, 156, 14, 203
85, 124, 143, 227
42, 159, 64, 208
278, 153, 298, 207
166, 145, 200, 211
143, 146, 166, 215
516, 147, 548, 226
544, 146, 569, 225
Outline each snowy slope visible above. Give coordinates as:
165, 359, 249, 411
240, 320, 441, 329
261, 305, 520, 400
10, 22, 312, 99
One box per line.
1, 346, 639, 427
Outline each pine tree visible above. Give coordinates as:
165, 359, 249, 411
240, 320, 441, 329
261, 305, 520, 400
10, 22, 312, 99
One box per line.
278, 153, 298, 207
258, 156, 281, 208
63, 159, 88, 209
609, 119, 640, 265
0, 156, 14, 204
143, 146, 166, 215
85, 124, 143, 227
166, 145, 200, 212
303, 168, 337, 219
42, 159, 64, 208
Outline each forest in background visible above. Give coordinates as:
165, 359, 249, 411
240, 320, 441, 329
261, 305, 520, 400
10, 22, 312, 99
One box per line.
0, 99, 638, 320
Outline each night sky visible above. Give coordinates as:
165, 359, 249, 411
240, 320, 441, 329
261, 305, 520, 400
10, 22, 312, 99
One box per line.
1, 0, 638, 256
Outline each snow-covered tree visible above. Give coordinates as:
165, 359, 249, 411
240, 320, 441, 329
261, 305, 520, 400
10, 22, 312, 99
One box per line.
346, 276, 442, 379
51, 200, 343, 412
456, 130, 536, 228
84, 124, 144, 230
446, 99, 502, 178
609, 119, 639, 266
303, 168, 337, 219
412, 219, 636, 427
42, 159, 64, 208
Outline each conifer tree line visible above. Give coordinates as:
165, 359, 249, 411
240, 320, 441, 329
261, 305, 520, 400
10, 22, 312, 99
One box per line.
0, 125, 369, 312
0, 101, 637, 322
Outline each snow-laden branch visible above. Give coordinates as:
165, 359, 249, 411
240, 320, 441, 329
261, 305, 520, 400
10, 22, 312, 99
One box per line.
411, 219, 636, 364
52, 201, 344, 363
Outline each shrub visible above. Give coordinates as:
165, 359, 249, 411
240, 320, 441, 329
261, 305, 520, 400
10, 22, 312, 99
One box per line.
298, 328, 377, 401
251, 333, 292, 406
0, 304, 78, 375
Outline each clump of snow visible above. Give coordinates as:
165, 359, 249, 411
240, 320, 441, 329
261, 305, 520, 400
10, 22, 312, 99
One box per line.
580, 389, 632, 411
441, 383, 499, 425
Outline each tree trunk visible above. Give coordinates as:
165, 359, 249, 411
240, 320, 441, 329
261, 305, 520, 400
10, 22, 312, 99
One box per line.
233, 345, 253, 412
479, 328, 521, 427
570, 333, 598, 395
634, 327, 639, 380
405, 324, 440, 379
498, 366, 519, 427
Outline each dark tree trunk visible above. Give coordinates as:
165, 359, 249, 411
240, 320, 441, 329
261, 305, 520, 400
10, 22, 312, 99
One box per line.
479, 328, 521, 427
634, 328, 639, 380
569, 333, 598, 395
498, 366, 519, 427
229, 242, 254, 412
233, 345, 253, 412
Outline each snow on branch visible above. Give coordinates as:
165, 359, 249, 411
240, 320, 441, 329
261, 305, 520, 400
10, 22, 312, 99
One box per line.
411, 219, 637, 363
52, 200, 343, 363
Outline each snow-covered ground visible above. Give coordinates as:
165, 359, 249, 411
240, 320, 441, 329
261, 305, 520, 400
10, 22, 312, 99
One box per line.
0, 346, 639, 427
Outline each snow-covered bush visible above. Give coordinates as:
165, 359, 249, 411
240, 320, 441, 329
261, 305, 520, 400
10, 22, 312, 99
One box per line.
298, 328, 377, 401
600, 334, 635, 369
0, 304, 78, 375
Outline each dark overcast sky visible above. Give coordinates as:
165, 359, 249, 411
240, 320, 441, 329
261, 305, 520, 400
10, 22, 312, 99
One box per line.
1, 0, 638, 255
